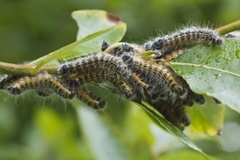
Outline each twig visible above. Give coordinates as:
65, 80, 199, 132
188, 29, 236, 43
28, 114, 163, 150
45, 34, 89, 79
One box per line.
216, 20, 240, 36
0, 62, 58, 75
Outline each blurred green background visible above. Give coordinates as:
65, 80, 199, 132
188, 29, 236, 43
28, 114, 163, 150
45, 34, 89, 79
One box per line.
0, 0, 240, 160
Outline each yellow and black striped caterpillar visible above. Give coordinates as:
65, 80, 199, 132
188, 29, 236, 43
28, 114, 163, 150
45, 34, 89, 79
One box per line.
7, 73, 75, 99
144, 27, 224, 61
58, 52, 129, 77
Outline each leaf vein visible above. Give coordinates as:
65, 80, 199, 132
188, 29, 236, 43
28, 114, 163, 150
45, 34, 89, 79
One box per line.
169, 62, 240, 78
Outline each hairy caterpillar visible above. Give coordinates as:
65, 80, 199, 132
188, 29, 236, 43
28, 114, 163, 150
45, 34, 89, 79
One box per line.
7, 73, 75, 99
75, 86, 106, 109
144, 27, 224, 60
58, 52, 129, 77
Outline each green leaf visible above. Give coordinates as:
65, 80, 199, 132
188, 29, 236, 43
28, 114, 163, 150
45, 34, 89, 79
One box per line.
29, 10, 126, 72
186, 95, 225, 135
139, 102, 211, 160
170, 38, 240, 113
72, 10, 123, 40
75, 103, 130, 160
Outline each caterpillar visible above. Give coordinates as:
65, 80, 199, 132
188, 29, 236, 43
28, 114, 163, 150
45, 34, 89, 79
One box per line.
58, 52, 129, 77
7, 73, 75, 99
144, 27, 224, 60
75, 86, 106, 109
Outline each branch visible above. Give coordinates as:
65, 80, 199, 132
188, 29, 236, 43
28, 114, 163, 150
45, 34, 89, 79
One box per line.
0, 62, 58, 75
216, 20, 240, 36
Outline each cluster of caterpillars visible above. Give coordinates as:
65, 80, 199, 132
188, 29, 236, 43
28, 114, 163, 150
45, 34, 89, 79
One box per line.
0, 27, 224, 130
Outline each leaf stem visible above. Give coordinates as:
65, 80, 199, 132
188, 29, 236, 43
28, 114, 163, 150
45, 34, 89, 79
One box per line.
215, 20, 240, 36
0, 61, 58, 75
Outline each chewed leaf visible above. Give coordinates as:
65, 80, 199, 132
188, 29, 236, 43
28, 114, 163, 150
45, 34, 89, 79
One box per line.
72, 10, 123, 40
139, 102, 211, 160
186, 95, 225, 136
30, 10, 126, 72
170, 38, 240, 113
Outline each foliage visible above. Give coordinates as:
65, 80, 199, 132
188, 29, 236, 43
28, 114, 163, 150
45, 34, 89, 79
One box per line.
170, 38, 240, 113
